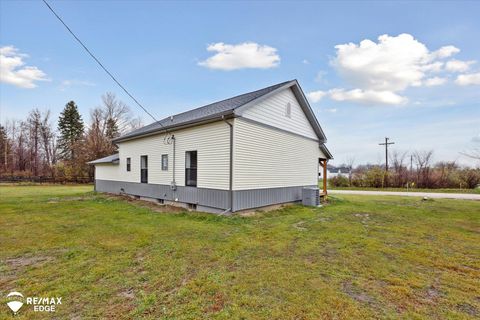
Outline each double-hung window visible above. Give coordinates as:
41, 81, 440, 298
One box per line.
161, 154, 168, 171
185, 151, 197, 187
140, 155, 148, 183
126, 157, 131, 172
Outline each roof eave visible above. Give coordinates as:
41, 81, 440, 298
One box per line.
112, 111, 236, 143
320, 144, 333, 160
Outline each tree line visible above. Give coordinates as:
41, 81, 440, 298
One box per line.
330, 150, 480, 189
0, 93, 142, 183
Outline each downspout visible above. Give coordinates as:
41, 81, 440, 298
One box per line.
171, 134, 176, 201
222, 115, 233, 213
172, 135, 176, 185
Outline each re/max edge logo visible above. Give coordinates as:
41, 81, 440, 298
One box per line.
5, 291, 62, 315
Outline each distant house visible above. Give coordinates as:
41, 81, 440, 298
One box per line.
89, 80, 332, 213
319, 165, 351, 179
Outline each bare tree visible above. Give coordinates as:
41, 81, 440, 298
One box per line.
39, 110, 57, 170
100, 92, 139, 135
27, 109, 42, 176
413, 150, 434, 188
390, 150, 408, 187
462, 139, 480, 162
345, 156, 355, 187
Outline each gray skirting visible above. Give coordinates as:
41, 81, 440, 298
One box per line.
232, 185, 316, 211
95, 180, 314, 212
95, 180, 230, 210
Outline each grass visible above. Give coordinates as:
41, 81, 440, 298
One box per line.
330, 186, 480, 194
1, 185, 479, 319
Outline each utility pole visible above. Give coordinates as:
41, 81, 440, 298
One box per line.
379, 137, 395, 187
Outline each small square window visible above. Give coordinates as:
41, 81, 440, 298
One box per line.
161, 154, 168, 171
126, 157, 131, 172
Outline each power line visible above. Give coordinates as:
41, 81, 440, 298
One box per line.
41, 0, 163, 128
379, 137, 395, 172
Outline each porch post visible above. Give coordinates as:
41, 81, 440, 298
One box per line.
322, 160, 327, 195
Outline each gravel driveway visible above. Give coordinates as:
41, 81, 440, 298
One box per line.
329, 190, 480, 200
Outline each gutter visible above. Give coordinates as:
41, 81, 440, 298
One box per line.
113, 111, 235, 143
222, 115, 234, 213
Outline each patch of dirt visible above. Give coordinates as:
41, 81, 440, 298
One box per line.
321, 247, 338, 259
47, 196, 95, 203
4, 255, 53, 268
119, 288, 135, 299
342, 281, 376, 306
353, 212, 371, 226
425, 285, 441, 302
204, 292, 225, 313
236, 203, 295, 216
456, 303, 478, 317
293, 220, 307, 231
104, 194, 186, 213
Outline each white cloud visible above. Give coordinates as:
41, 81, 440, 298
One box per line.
472, 134, 480, 143
329, 88, 407, 105
332, 33, 453, 92
325, 108, 337, 113
307, 90, 327, 103
307, 88, 407, 105
59, 79, 95, 91
0, 45, 48, 88
445, 59, 476, 72
430, 45, 460, 59
424, 77, 447, 87
455, 72, 480, 86
309, 34, 477, 106
198, 42, 280, 70
302, 59, 309, 64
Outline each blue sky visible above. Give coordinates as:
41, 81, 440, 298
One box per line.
1, 1, 479, 166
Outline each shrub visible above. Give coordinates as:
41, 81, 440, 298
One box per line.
329, 175, 350, 187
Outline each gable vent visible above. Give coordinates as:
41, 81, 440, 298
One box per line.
285, 102, 292, 118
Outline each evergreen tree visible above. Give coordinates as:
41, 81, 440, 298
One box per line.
57, 101, 84, 160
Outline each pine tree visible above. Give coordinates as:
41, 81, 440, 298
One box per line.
57, 101, 84, 161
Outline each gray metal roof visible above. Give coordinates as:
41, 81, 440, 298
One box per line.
113, 80, 293, 142
111, 80, 332, 159
87, 153, 119, 164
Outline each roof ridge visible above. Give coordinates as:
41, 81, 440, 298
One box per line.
115, 80, 295, 141
158, 80, 294, 122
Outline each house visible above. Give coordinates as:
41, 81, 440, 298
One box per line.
319, 165, 352, 179
89, 80, 332, 213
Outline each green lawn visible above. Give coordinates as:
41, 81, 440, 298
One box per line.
1, 185, 479, 319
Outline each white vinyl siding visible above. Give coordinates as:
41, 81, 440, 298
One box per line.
239, 88, 318, 140
95, 163, 121, 181
233, 118, 325, 190
95, 121, 230, 189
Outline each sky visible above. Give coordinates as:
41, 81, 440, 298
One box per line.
1, 0, 479, 167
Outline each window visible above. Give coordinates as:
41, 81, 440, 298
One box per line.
285, 102, 291, 118
126, 157, 131, 172
140, 155, 148, 183
161, 154, 168, 171
185, 151, 197, 187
